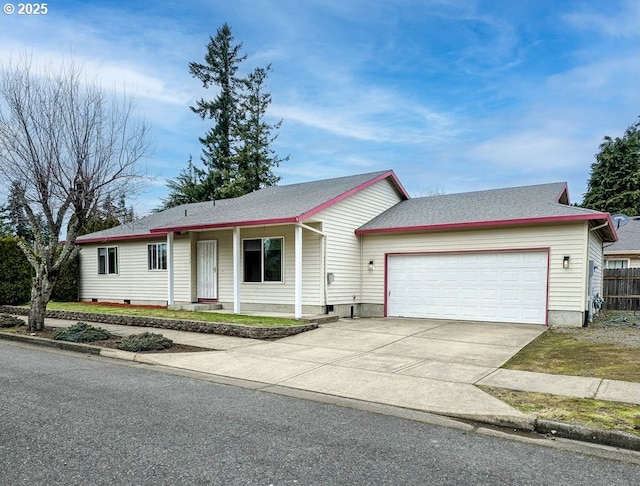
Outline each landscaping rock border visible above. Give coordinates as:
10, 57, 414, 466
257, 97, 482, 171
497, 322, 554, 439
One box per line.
0, 305, 317, 339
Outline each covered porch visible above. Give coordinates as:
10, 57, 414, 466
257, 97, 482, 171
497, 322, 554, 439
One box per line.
163, 222, 327, 319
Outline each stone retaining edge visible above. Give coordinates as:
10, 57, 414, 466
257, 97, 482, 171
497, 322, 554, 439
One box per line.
0, 306, 317, 340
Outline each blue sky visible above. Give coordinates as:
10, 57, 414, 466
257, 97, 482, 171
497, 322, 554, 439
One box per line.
1, 0, 638, 213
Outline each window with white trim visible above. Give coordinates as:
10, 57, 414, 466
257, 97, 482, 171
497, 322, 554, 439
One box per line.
605, 259, 628, 269
243, 237, 283, 282
148, 243, 167, 270
98, 247, 118, 275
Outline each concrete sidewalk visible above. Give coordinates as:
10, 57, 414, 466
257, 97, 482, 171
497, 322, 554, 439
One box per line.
29, 316, 640, 423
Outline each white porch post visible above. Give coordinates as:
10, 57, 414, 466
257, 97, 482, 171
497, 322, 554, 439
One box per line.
294, 224, 303, 318
167, 231, 175, 306
233, 226, 240, 314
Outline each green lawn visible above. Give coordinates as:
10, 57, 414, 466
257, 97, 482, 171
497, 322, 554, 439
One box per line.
501, 329, 639, 383
44, 302, 302, 327
480, 386, 640, 438
482, 323, 640, 437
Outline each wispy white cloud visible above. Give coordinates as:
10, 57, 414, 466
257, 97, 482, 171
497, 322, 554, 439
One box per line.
1, 0, 638, 214
562, 0, 640, 38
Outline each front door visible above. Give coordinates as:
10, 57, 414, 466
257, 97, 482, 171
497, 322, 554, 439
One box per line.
197, 240, 217, 300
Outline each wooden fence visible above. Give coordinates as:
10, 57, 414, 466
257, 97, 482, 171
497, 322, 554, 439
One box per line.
603, 268, 640, 311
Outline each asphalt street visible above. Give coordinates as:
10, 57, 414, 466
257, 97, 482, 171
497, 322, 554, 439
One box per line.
1, 341, 638, 485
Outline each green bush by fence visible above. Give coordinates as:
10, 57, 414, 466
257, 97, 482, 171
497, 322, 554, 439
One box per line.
0, 237, 32, 305
51, 254, 80, 302
0, 237, 79, 304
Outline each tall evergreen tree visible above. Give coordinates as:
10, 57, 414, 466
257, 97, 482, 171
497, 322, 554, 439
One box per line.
582, 120, 640, 215
157, 156, 208, 210
189, 22, 246, 200
2, 181, 38, 241
79, 192, 136, 235
161, 24, 287, 210
233, 65, 287, 195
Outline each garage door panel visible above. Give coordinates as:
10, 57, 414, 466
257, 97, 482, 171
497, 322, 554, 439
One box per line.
388, 251, 547, 324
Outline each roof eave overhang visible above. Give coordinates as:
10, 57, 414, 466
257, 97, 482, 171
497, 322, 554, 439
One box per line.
149, 216, 299, 234
75, 233, 168, 244
356, 213, 618, 239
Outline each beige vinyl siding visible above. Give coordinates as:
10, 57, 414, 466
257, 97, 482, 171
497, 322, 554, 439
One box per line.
310, 178, 403, 304
79, 238, 172, 304
361, 222, 589, 313
197, 225, 323, 306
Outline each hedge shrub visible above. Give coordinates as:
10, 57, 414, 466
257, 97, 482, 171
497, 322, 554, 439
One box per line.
52, 322, 113, 342
51, 254, 80, 302
0, 237, 79, 304
117, 332, 174, 352
0, 237, 32, 305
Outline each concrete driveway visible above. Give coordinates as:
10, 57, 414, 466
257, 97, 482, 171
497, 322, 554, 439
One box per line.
272, 318, 545, 383
139, 317, 545, 425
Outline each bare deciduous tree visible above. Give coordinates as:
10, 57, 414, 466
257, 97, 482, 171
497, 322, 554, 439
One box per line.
0, 59, 150, 331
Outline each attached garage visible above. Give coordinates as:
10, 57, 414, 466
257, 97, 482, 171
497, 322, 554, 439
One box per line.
357, 182, 618, 327
386, 251, 548, 324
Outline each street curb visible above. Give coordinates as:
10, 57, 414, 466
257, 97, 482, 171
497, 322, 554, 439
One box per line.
0, 331, 101, 355
99, 348, 137, 361
0, 331, 151, 362
442, 412, 536, 432
2, 331, 638, 452
535, 418, 640, 452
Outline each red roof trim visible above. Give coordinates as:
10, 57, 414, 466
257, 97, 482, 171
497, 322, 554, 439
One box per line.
356, 213, 614, 235
75, 233, 168, 244
149, 216, 298, 234
297, 170, 410, 222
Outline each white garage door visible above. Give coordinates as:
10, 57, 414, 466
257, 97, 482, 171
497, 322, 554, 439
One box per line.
387, 251, 548, 324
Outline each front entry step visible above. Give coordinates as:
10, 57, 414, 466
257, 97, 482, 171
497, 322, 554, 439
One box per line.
169, 303, 223, 311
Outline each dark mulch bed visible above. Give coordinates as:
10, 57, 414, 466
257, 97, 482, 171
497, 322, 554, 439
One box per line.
2, 326, 212, 353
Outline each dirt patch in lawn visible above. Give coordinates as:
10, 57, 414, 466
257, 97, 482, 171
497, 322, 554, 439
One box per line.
482, 312, 640, 438
2, 326, 211, 353
480, 386, 640, 438
502, 313, 640, 383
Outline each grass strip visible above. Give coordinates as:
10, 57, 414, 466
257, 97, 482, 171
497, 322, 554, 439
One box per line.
480, 386, 640, 438
44, 302, 302, 327
502, 330, 640, 383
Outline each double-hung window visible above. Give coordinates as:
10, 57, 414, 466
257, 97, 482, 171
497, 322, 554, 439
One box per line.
98, 247, 118, 275
605, 259, 628, 269
243, 237, 283, 282
148, 243, 167, 270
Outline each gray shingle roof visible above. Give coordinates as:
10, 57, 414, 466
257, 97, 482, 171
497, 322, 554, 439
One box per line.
357, 182, 613, 235
604, 217, 640, 253
76, 170, 396, 242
